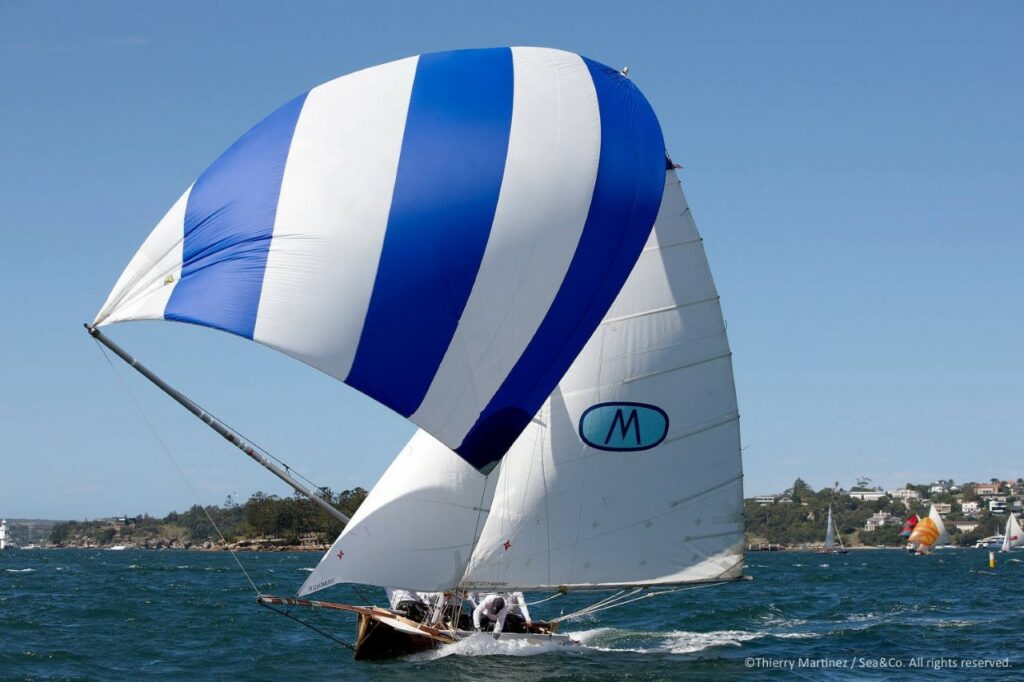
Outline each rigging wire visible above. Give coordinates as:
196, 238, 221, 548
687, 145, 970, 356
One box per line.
524, 592, 564, 607
552, 581, 730, 624
258, 600, 356, 651
189, 400, 333, 501
94, 340, 363, 649
94, 340, 261, 595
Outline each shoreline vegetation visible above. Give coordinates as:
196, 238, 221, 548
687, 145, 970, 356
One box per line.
40, 489, 367, 552
11, 477, 1018, 552
745, 478, 1017, 549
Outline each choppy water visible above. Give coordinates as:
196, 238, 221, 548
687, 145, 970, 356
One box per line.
2, 548, 1021, 679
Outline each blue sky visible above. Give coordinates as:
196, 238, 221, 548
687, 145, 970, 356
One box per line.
2, 1, 1021, 519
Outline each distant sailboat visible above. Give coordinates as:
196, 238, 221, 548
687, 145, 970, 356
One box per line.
1000, 513, 1023, 552
907, 504, 948, 555
0, 519, 7, 550
820, 507, 848, 554
901, 513, 919, 554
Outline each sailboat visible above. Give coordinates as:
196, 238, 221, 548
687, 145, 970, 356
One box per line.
280, 159, 745, 658
1000, 513, 1023, 552
0, 519, 7, 550
900, 513, 919, 554
907, 504, 948, 555
819, 507, 848, 554
89, 47, 743, 659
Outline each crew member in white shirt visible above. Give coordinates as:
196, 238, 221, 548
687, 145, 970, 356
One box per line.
472, 594, 508, 638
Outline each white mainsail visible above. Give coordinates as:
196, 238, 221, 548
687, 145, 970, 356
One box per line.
1001, 513, 1023, 552
824, 507, 835, 550
931, 504, 949, 547
300, 164, 744, 595
462, 166, 743, 591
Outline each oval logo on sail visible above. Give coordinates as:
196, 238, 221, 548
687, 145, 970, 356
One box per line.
578, 402, 669, 452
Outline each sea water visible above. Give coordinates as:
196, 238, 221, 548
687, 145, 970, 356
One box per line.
2, 549, 1020, 680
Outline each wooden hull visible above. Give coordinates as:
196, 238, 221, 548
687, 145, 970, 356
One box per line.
354, 611, 445, 660
257, 595, 574, 661
353, 611, 571, 661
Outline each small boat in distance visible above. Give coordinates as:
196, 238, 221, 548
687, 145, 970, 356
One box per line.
974, 535, 1005, 550
900, 513, 920, 554
820, 507, 848, 554
1000, 513, 1023, 552
907, 504, 948, 555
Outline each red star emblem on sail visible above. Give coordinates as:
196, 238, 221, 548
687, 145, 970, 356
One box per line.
503, 539, 512, 551
337, 549, 345, 560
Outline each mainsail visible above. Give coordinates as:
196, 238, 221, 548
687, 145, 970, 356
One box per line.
92, 47, 665, 473
824, 507, 835, 550
1001, 513, 1023, 552
301, 163, 744, 595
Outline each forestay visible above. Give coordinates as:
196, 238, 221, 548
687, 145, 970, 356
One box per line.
93, 47, 664, 473
300, 165, 745, 595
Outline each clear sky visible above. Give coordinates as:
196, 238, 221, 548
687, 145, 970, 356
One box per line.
2, 1, 1021, 519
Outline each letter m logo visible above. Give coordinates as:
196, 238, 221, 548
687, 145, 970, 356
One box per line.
605, 408, 641, 446
578, 402, 669, 452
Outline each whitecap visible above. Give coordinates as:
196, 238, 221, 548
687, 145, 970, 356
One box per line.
663, 629, 763, 654
566, 627, 817, 655
299, 568, 315, 572
5, 568, 34, 573
413, 631, 573, 661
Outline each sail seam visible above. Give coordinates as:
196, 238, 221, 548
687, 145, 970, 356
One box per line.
662, 413, 741, 446
623, 351, 732, 384
641, 235, 701, 254
603, 295, 719, 324
464, 474, 744, 577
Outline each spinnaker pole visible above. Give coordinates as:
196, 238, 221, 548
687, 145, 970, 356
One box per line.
85, 323, 350, 525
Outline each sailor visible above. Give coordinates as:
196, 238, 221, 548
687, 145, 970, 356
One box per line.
504, 591, 532, 630
472, 594, 508, 638
385, 587, 435, 623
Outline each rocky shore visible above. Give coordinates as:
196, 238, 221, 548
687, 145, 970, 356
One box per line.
47, 537, 328, 552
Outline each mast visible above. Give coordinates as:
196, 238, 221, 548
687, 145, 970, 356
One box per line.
85, 324, 350, 525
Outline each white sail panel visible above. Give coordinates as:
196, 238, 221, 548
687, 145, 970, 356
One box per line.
96, 187, 190, 325
824, 508, 835, 550
931, 504, 949, 547
298, 431, 497, 595
1002, 513, 1023, 552
461, 170, 744, 591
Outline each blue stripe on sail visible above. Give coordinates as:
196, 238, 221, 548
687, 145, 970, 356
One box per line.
165, 93, 308, 339
456, 57, 666, 472
346, 48, 514, 417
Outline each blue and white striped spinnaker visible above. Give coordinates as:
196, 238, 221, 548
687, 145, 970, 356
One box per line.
94, 47, 665, 472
